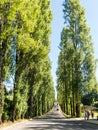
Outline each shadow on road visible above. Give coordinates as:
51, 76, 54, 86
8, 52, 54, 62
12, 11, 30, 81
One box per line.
25, 119, 98, 130
1, 103, 98, 130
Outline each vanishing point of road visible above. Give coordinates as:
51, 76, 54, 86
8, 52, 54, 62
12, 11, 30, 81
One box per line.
1, 105, 98, 130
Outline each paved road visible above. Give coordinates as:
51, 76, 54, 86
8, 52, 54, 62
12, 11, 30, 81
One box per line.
1, 105, 98, 130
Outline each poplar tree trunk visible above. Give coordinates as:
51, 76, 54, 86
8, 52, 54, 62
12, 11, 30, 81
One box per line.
13, 50, 20, 121
72, 66, 75, 116
0, 16, 2, 124
76, 103, 80, 117
0, 43, 2, 123
42, 93, 45, 114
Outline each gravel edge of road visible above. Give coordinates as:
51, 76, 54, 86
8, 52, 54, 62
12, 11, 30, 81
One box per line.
0, 119, 29, 129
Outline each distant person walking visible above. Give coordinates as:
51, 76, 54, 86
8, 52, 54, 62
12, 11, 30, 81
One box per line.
84, 111, 88, 120
91, 110, 94, 119
84, 110, 90, 120
87, 111, 90, 120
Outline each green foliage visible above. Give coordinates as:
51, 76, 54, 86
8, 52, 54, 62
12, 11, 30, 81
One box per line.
94, 102, 98, 108
3, 97, 13, 121
2, 87, 13, 122
57, 0, 96, 117
81, 93, 94, 106
0, 0, 54, 122
81, 91, 98, 106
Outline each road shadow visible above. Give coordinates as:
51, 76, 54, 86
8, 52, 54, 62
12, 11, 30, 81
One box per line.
25, 119, 98, 130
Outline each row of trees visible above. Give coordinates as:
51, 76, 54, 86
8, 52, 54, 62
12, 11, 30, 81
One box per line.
57, 0, 97, 117
0, 0, 54, 123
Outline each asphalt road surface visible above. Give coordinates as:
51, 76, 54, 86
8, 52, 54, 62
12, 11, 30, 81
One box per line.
1, 104, 98, 130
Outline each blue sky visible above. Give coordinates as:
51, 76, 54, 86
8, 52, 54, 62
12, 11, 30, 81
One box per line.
49, 0, 98, 88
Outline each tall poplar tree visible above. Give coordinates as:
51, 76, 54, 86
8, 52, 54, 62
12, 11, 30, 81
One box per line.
57, 0, 96, 117
0, 1, 15, 122
0, 0, 54, 122
12, 0, 40, 120
27, 0, 54, 118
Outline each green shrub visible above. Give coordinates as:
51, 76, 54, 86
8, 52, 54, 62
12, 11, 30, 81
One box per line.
2, 112, 9, 122
93, 101, 98, 108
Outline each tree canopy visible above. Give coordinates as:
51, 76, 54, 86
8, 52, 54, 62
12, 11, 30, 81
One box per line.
57, 0, 97, 117
0, 0, 54, 123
